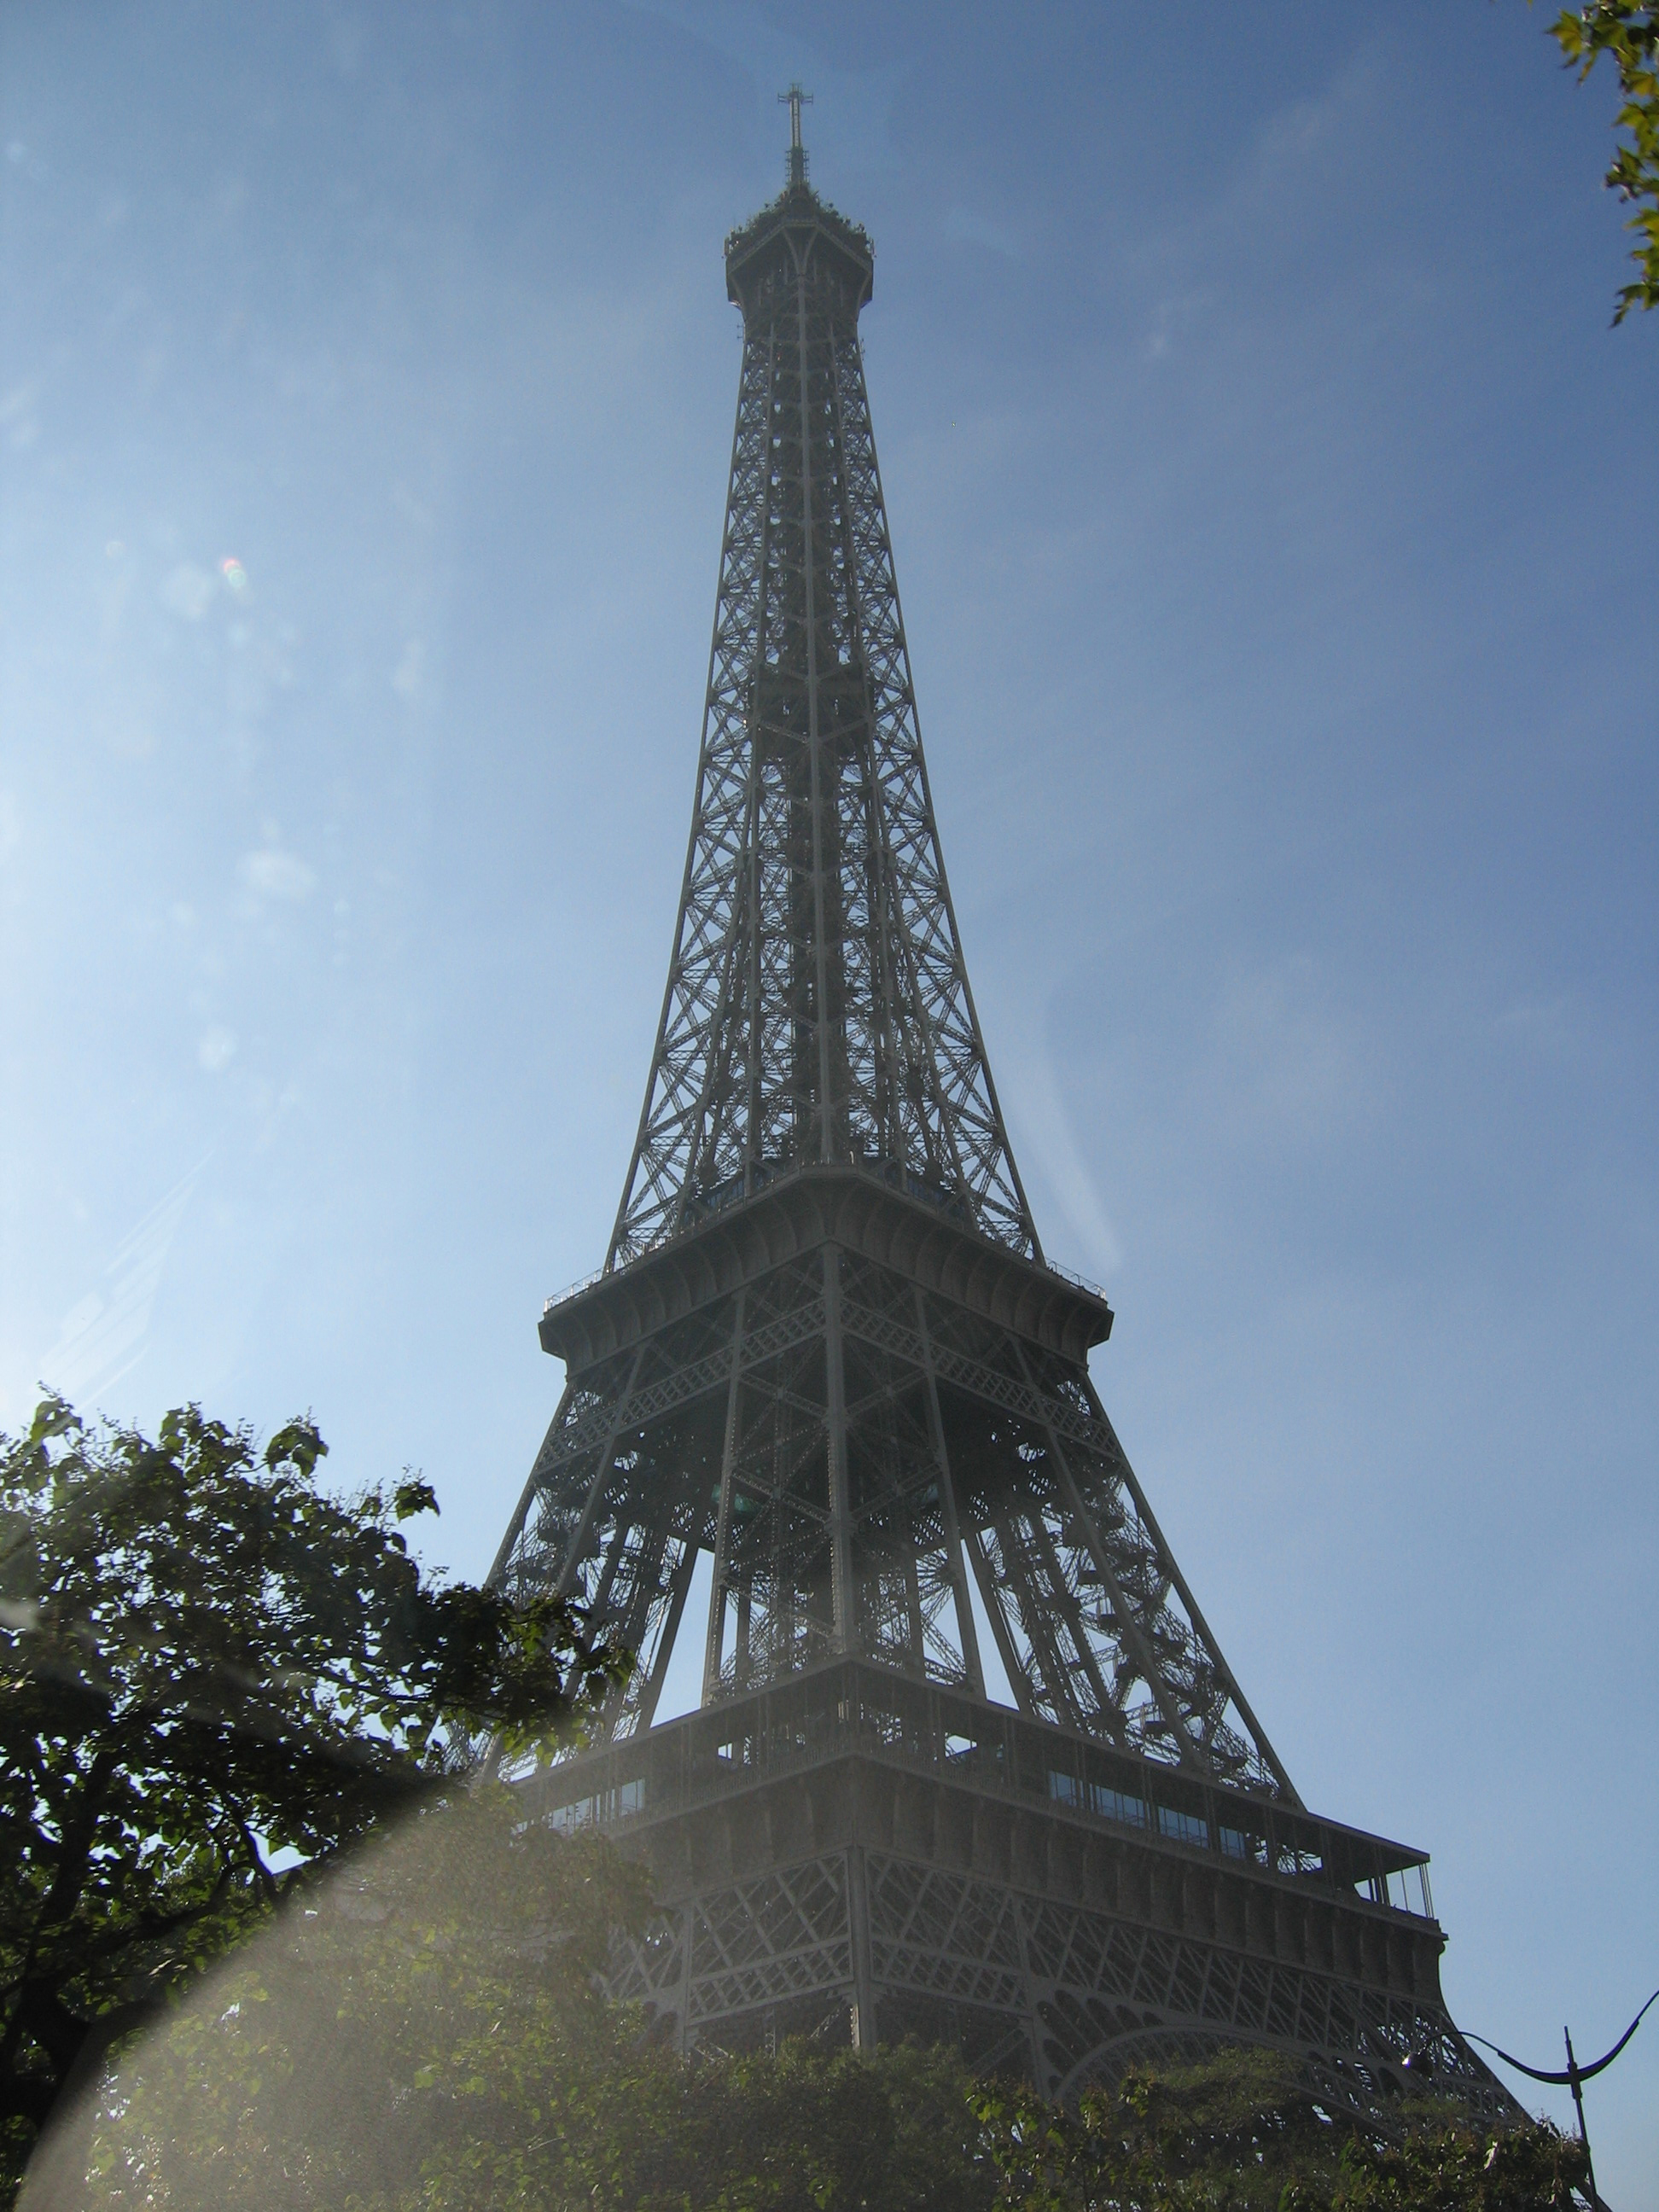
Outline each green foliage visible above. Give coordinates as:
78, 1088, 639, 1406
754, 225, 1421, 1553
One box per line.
1327, 2122, 1591, 2210
410, 2034, 997, 2212
0, 1395, 626, 2200
1548, 2, 1659, 319
73, 1807, 987, 2212
974, 2046, 1346, 2210
80, 1895, 1590, 2212
972, 2047, 1586, 2212
81, 1789, 655, 2211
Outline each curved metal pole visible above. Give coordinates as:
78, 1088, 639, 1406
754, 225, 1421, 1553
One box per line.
1464, 1987, 1659, 2084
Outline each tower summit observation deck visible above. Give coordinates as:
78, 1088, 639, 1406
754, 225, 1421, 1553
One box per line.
491, 104, 1512, 2119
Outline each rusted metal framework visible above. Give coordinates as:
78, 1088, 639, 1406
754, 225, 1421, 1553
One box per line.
491, 134, 1512, 2122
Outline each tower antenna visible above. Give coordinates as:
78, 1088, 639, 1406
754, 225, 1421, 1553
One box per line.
778, 80, 812, 186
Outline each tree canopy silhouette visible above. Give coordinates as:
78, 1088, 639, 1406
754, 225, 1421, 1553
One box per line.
0, 1394, 625, 2197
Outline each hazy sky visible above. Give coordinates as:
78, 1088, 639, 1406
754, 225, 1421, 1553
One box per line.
2, 2, 1655, 2192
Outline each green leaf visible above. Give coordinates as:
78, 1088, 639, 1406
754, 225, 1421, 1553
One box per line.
264, 1418, 328, 1481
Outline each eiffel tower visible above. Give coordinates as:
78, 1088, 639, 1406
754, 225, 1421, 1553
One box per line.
492, 95, 1508, 2121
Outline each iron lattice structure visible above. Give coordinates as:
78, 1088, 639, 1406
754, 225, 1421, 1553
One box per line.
492, 139, 1512, 2124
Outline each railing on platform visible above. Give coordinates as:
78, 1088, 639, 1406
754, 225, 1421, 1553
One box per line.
521, 1658, 1434, 1924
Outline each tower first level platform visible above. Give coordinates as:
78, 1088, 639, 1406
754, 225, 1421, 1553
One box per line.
527, 1657, 1503, 2125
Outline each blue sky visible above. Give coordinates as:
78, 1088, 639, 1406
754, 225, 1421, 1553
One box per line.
2, 1, 1655, 2190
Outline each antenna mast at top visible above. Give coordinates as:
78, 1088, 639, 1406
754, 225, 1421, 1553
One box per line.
779, 81, 812, 186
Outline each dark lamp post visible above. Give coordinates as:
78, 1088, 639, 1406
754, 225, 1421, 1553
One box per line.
1466, 1988, 1658, 2212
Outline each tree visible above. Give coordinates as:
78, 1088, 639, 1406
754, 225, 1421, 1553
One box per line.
74, 1815, 988, 2212
1546, 3, 1659, 320
405, 2032, 997, 2212
0, 1394, 626, 2201
92, 1960, 1592, 2212
1323, 2122, 1592, 2211
972, 2049, 1591, 2212
973, 2046, 1348, 2212
82, 1789, 656, 2212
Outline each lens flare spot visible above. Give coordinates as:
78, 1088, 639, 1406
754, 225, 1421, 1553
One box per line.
221, 556, 248, 592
